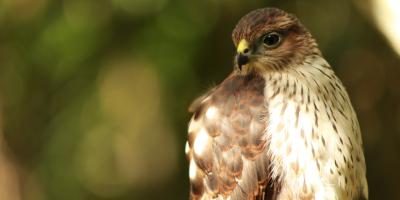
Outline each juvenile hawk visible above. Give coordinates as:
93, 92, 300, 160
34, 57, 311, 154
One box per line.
185, 8, 368, 200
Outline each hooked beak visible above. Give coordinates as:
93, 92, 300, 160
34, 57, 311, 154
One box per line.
236, 39, 250, 70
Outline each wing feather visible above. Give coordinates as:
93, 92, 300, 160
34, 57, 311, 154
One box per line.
187, 73, 280, 200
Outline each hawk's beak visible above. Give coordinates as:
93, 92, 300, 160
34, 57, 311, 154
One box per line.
236, 39, 250, 70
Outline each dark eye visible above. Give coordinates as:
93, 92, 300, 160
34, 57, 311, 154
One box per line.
263, 32, 281, 48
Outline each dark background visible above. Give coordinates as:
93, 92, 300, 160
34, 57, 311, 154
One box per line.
0, 0, 399, 199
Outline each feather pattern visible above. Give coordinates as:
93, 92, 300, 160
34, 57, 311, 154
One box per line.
187, 73, 278, 200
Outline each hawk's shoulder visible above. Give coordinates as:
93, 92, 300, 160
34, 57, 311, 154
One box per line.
187, 73, 280, 199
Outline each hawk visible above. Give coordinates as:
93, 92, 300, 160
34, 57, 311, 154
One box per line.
185, 8, 368, 200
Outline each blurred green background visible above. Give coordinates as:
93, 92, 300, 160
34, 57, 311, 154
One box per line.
0, 0, 399, 199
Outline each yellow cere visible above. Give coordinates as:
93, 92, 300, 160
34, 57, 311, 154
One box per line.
237, 39, 249, 54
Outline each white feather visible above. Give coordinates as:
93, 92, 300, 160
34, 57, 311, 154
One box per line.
264, 56, 367, 200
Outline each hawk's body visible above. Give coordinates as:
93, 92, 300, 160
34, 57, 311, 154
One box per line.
186, 8, 368, 200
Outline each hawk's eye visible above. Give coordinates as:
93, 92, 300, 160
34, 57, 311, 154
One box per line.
263, 32, 281, 48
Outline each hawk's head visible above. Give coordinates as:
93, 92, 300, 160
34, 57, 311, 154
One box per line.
232, 8, 320, 72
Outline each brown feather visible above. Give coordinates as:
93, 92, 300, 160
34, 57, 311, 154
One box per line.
188, 72, 279, 199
